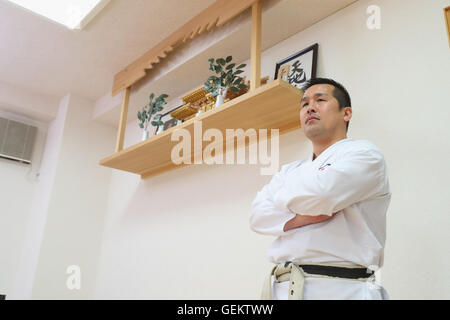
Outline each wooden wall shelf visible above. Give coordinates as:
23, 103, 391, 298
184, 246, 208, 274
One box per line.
99, 79, 303, 178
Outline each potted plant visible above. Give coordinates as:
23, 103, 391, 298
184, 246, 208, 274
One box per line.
203, 56, 247, 107
138, 93, 169, 140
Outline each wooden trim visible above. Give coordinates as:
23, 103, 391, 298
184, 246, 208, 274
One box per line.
111, 0, 259, 96
115, 87, 130, 153
250, 0, 262, 91
445, 6, 450, 47
140, 162, 189, 179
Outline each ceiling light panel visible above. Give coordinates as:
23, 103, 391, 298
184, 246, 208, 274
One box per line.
6, 0, 110, 30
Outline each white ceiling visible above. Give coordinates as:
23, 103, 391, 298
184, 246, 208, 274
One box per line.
0, 0, 357, 126
0, 0, 217, 100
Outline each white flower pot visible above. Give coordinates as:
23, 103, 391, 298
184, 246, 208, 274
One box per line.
215, 94, 225, 107
142, 130, 149, 141
215, 86, 228, 107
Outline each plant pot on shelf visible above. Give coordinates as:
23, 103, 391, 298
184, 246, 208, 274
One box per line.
138, 92, 169, 141
142, 130, 149, 141
215, 86, 229, 107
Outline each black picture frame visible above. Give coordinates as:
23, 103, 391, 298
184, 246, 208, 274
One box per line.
154, 105, 184, 135
274, 43, 318, 90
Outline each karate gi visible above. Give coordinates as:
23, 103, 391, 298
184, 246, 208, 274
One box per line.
250, 138, 391, 300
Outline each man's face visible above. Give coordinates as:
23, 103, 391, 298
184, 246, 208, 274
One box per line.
299, 84, 351, 140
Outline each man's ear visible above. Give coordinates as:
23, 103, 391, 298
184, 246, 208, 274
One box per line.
343, 107, 352, 122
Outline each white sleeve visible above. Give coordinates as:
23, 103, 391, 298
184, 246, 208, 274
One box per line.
249, 165, 296, 236
274, 149, 388, 216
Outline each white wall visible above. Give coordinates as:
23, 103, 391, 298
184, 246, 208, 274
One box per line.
94, 117, 296, 299
93, 0, 450, 300
0, 80, 58, 122
29, 94, 116, 299
0, 109, 47, 297
8, 95, 69, 299
6, 93, 116, 299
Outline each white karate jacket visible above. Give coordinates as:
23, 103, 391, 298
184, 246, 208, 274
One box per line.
250, 138, 392, 299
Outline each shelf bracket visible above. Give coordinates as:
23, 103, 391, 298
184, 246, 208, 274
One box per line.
250, 0, 262, 91
115, 86, 131, 153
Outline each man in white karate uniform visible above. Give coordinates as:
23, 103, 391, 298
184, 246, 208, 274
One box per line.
250, 78, 391, 300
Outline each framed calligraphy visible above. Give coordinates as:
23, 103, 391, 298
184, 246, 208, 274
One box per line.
274, 43, 318, 90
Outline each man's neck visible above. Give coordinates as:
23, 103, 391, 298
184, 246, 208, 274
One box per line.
312, 135, 347, 160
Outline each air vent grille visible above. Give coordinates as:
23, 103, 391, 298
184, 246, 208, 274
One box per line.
0, 117, 37, 164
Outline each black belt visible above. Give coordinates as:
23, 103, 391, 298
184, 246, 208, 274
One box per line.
285, 262, 374, 279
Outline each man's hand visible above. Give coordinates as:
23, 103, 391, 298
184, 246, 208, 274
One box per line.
283, 212, 338, 232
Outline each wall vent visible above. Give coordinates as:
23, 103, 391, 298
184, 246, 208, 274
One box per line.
0, 117, 37, 164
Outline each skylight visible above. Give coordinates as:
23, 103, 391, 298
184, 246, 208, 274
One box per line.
7, 0, 110, 30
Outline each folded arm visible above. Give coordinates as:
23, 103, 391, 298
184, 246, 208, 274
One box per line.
249, 168, 294, 236
275, 148, 387, 216
283, 212, 338, 232
249, 161, 339, 236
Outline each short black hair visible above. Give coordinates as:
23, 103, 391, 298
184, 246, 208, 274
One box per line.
301, 78, 351, 131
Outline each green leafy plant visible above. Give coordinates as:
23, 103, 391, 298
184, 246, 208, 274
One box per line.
203, 56, 247, 97
137, 93, 169, 131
